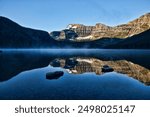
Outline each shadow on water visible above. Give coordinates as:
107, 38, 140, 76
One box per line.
0, 49, 150, 99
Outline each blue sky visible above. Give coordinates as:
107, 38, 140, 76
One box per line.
0, 0, 150, 31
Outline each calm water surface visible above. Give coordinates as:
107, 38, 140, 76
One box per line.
0, 49, 150, 99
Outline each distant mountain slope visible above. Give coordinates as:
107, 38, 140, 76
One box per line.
67, 13, 150, 41
0, 15, 149, 49
0, 16, 122, 48
0, 16, 55, 48
106, 29, 150, 49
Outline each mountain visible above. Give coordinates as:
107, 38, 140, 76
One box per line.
105, 29, 150, 49
0, 16, 56, 48
67, 13, 150, 41
0, 13, 150, 49
50, 29, 78, 41
0, 16, 121, 48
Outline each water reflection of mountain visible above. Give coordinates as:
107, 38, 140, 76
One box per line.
50, 58, 150, 85
0, 52, 52, 82
0, 50, 150, 85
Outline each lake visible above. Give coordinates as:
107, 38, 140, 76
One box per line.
0, 49, 150, 100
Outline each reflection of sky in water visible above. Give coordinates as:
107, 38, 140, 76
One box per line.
0, 49, 150, 99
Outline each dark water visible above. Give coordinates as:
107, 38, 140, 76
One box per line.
0, 49, 150, 100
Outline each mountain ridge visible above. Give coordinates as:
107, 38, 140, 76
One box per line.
66, 13, 150, 41
0, 13, 150, 49
0, 16, 56, 48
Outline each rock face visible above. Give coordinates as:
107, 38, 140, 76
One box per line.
50, 29, 78, 41
50, 57, 150, 85
67, 24, 95, 37
0, 16, 55, 48
68, 13, 150, 41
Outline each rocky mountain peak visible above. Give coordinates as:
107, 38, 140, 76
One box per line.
66, 13, 150, 41
67, 24, 85, 29
95, 23, 111, 28
128, 13, 150, 25
140, 12, 150, 17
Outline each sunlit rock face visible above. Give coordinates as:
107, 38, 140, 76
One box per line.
67, 24, 95, 37
68, 13, 150, 41
50, 58, 150, 85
